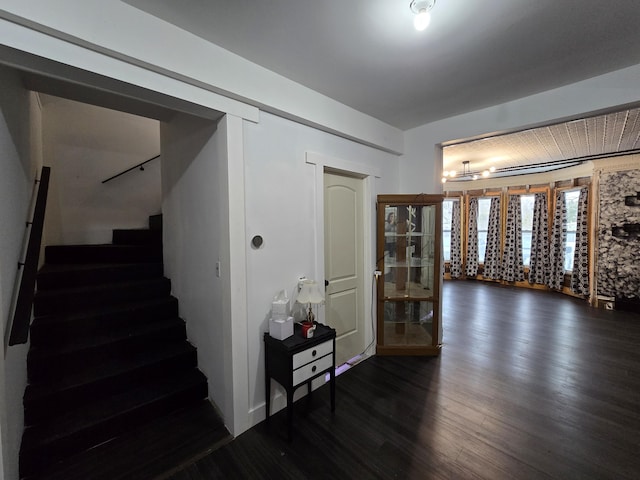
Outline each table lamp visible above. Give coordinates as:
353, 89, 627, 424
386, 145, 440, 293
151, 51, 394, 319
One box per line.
297, 280, 324, 337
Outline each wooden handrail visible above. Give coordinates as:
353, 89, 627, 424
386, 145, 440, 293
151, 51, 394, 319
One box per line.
101, 154, 160, 184
9, 166, 51, 346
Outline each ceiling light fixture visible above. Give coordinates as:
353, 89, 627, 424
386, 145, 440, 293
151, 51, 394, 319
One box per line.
442, 160, 496, 183
410, 0, 436, 31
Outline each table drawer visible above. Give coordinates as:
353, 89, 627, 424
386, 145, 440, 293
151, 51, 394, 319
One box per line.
292, 353, 333, 386
292, 339, 333, 369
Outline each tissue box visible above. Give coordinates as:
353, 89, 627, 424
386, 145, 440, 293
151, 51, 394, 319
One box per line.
269, 316, 294, 340
272, 290, 290, 317
272, 302, 289, 317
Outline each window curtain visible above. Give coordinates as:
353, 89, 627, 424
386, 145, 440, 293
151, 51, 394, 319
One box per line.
528, 192, 550, 285
483, 197, 502, 279
465, 197, 479, 277
501, 194, 524, 281
449, 200, 462, 279
547, 190, 567, 290
571, 187, 589, 295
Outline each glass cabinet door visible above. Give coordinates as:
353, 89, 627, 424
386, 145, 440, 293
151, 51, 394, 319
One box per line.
377, 195, 443, 355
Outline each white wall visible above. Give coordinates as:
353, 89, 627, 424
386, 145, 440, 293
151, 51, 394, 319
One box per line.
42, 98, 160, 245
401, 63, 640, 194
243, 112, 399, 426
160, 110, 400, 436
161, 113, 242, 433
0, 1, 403, 154
0, 65, 42, 480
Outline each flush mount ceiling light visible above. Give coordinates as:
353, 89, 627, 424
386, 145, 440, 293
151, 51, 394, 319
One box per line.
410, 0, 436, 31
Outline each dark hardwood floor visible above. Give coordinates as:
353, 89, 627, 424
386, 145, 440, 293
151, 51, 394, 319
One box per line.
168, 280, 640, 479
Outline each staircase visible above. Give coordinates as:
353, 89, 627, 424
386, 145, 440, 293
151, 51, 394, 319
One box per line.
19, 216, 231, 480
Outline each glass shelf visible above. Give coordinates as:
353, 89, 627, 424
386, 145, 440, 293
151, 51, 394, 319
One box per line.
382, 300, 434, 347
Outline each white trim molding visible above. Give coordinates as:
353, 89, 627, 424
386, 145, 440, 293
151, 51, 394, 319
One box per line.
306, 151, 380, 354
0, 3, 403, 154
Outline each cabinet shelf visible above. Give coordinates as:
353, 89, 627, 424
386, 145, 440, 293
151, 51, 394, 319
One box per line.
383, 281, 434, 300
385, 261, 435, 268
385, 232, 434, 238
377, 194, 443, 356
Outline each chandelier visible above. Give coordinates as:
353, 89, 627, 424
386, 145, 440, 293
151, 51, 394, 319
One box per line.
442, 161, 495, 183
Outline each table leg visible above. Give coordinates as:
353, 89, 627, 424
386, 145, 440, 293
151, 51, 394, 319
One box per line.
265, 377, 270, 425
287, 389, 294, 442
264, 346, 271, 426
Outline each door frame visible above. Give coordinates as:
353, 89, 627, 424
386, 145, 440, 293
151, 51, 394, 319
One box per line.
306, 151, 381, 356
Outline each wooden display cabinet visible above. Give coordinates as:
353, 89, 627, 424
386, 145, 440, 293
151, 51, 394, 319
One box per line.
376, 194, 443, 355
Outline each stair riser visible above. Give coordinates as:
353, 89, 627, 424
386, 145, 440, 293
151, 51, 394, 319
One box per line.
19, 382, 207, 478
33, 279, 171, 316
45, 245, 162, 264
149, 214, 162, 231
37, 263, 164, 291
28, 326, 186, 382
24, 349, 198, 425
112, 229, 162, 246
30, 298, 179, 347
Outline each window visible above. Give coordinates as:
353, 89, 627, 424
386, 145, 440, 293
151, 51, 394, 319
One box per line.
477, 197, 492, 263
442, 199, 454, 261
520, 195, 535, 266
564, 190, 580, 272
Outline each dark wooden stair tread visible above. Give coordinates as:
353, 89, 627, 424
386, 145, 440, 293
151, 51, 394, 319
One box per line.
37, 262, 162, 275
31, 296, 178, 328
33, 278, 171, 317
45, 244, 162, 264
35, 276, 170, 299
45, 244, 162, 253
37, 262, 163, 290
112, 228, 162, 246
24, 342, 197, 404
21, 369, 207, 453
28, 317, 185, 362
30, 400, 230, 480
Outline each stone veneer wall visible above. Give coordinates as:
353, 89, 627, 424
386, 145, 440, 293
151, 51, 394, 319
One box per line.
597, 169, 640, 299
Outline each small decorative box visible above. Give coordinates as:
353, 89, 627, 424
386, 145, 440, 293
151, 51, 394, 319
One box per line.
269, 316, 294, 340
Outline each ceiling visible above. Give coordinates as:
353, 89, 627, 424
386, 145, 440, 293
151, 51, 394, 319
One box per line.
125, 0, 640, 131
118, 0, 640, 177
442, 106, 640, 181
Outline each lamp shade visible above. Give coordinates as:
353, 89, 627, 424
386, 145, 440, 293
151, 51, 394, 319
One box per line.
297, 280, 324, 305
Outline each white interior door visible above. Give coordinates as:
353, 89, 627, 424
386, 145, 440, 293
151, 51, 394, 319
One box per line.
324, 171, 365, 366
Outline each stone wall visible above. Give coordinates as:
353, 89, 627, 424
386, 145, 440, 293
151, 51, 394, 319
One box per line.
597, 169, 640, 299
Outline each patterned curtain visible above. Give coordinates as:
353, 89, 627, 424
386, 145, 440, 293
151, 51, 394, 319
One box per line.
465, 197, 479, 277
501, 194, 524, 281
528, 193, 550, 285
547, 190, 567, 290
449, 199, 462, 279
483, 197, 502, 279
571, 187, 589, 295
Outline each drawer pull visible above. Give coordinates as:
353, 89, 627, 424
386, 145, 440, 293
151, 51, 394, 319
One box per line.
312, 365, 317, 373
292, 340, 333, 369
